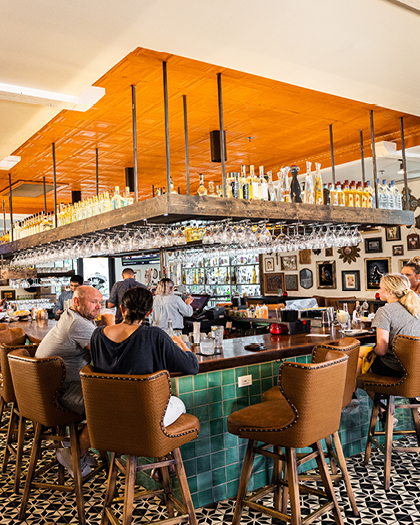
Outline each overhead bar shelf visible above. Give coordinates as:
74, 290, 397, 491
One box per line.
0, 194, 414, 257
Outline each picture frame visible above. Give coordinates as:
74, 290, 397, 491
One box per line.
316, 261, 336, 289
364, 237, 383, 254
325, 247, 333, 257
299, 249, 311, 265
342, 270, 360, 291
407, 233, 420, 251
1, 290, 15, 300
299, 268, 313, 289
392, 245, 404, 256
285, 274, 299, 291
386, 226, 401, 242
365, 258, 391, 290
398, 259, 410, 272
281, 255, 297, 271
263, 273, 285, 296
264, 256, 275, 273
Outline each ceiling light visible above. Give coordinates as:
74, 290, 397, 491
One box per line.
0, 156, 20, 170
0, 83, 105, 112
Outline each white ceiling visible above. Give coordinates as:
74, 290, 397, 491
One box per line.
1, 0, 420, 163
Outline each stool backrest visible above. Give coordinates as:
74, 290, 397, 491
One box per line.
279, 350, 348, 448
0, 328, 26, 346
80, 365, 196, 458
312, 337, 360, 408
392, 334, 420, 397
0, 344, 37, 403
8, 348, 82, 426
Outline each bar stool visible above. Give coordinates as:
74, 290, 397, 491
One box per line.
80, 365, 200, 525
8, 348, 105, 524
357, 334, 420, 490
262, 337, 360, 516
227, 349, 348, 525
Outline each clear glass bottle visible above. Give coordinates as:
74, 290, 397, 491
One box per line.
231, 172, 240, 199
197, 174, 208, 196
250, 165, 259, 200
281, 166, 291, 203
208, 181, 217, 197
259, 166, 268, 201
170, 183, 178, 195
336, 183, 345, 207
111, 187, 123, 210
267, 171, 276, 201
125, 186, 134, 205
167, 318, 174, 337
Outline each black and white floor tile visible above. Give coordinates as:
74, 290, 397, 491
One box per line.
0, 434, 419, 524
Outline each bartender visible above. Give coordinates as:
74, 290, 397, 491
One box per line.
53, 274, 84, 319
152, 278, 194, 330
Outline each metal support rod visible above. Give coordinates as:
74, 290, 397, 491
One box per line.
131, 85, 139, 202
8, 173, 13, 242
400, 116, 409, 211
360, 130, 366, 185
43, 176, 47, 213
183, 95, 191, 195
160, 248, 166, 277
2, 199, 6, 236
217, 73, 227, 197
95, 147, 99, 196
52, 142, 57, 227
329, 124, 336, 185
163, 62, 171, 193
370, 110, 379, 208
152, 185, 155, 197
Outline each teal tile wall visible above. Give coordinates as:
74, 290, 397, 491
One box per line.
171, 356, 415, 508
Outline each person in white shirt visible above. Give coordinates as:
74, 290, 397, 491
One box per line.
151, 278, 193, 330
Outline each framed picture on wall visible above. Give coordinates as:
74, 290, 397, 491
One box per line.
325, 247, 333, 257
364, 237, 383, 254
264, 257, 275, 272
1, 290, 15, 301
365, 258, 391, 290
342, 270, 360, 291
407, 233, 420, 251
299, 268, 313, 289
263, 273, 284, 295
285, 274, 299, 291
281, 255, 297, 271
386, 226, 401, 242
398, 259, 410, 272
392, 245, 404, 256
299, 249, 311, 265
316, 261, 336, 289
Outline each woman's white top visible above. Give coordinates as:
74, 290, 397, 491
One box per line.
152, 294, 193, 329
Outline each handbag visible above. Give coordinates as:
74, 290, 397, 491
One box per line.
361, 348, 377, 374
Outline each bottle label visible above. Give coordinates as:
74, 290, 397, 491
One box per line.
242, 183, 250, 200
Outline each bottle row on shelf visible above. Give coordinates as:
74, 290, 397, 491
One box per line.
183, 265, 259, 286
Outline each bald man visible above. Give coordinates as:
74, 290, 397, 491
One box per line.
36, 285, 114, 477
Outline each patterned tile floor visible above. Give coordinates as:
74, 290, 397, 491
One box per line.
0, 433, 419, 524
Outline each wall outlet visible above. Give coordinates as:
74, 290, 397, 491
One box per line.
238, 375, 252, 388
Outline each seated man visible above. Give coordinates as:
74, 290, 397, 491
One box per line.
53, 274, 84, 318
36, 285, 114, 477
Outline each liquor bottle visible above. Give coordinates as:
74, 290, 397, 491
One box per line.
392, 181, 403, 210
103, 192, 112, 212
111, 186, 123, 210
379, 178, 389, 209
250, 165, 259, 200
362, 182, 369, 208
305, 161, 315, 204
241, 165, 250, 199
208, 181, 217, 197
290, 165, 302, 203
197, 174, 208, 196
336, 183, 345, 206
170, 183, 178, 195
366, 181, 375, 208
388, 181, 396, 210
231, 172, 240, 198
231, 267, 237, 285
193, 269, 197, 284
252, 265, 257, 284
323, 183, 331, 205
166, 319, 174, 337
267, 171, 276, 201
216, 185, 224, 197
314, 162, 323, 205
355, 182, 362, 208
259, 166, 269, 201
343, 180, 352, 207
281, 166, 291, 203
276, 171, 283, 202
225, 268, 229, 284
350, 181, 357, 207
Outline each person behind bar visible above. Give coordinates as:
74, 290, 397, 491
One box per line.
36, 285, 114, 477
401, 256, 420, 295
91, 286, 199, 426
107, 268, 146, 322
151, 278, 194, 331
53, 274, 84, 318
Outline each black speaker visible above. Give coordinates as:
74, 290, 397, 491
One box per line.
210, 130, 227, 163
125, 167, 135, 192
72, 190, 81, 204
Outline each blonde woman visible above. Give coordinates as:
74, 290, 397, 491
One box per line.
401, 256, 420, 294
358, 273, 420, 379
152, 278, 194, 330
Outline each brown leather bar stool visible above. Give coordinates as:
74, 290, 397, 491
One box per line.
262, 337, 360, 516
227, 349, 348, 525
0, 343, 38, 492
357, 334, 420, 490
8, 348, 105, 524
80, 365, 200, 525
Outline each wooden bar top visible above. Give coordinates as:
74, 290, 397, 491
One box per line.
5, 319, 56, 340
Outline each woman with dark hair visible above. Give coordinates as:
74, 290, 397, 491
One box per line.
401, 256, 420, 294
90, 286, 199, 426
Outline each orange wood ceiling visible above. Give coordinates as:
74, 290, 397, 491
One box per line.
4, 47, 420, 216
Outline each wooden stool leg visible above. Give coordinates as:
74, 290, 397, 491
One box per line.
122, 455, 137, 525
18, 422, 42, 521
101, 453, 118, 525
332, 431, 359, 517
281, 459, 289, 515
314, 441, 344, 525
364, 393, 380, 465
173, 447, 198, 525
325, 435, 338, 479
14, 415, 26, 493
272, 445, 282, 511
232, 440, 256, 525
2, 402, 17, 473
160, 458, 175, 518
384, 395, 395, 491
285, 447, 301, 525
69, 422, 86, 525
